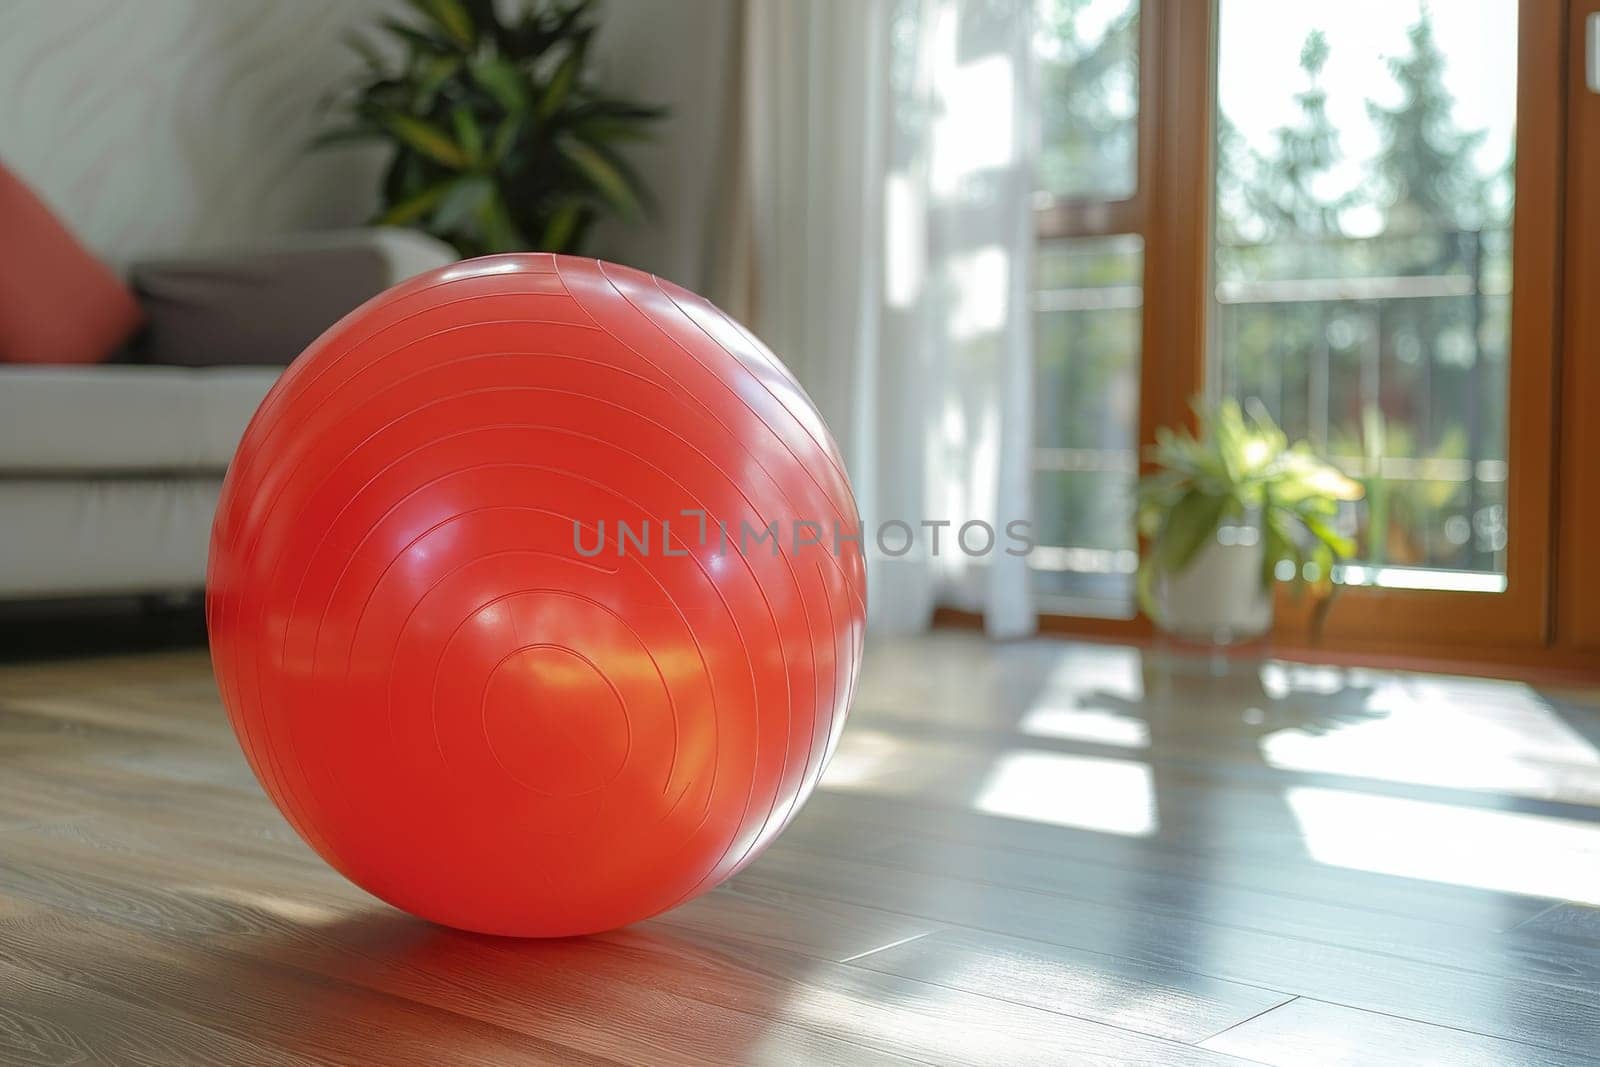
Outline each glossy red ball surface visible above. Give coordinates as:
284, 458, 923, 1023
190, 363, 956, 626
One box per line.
208, 254, 865, 936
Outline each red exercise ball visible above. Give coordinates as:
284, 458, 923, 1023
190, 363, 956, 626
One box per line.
208, 254, 866, 936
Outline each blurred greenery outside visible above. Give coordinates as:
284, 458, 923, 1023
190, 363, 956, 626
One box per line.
1032, 0, 1514, 611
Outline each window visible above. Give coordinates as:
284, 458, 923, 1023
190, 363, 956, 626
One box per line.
1037, 0, 1140, 201
1213, 1, 1518, 593
1031, 0, 1143, 616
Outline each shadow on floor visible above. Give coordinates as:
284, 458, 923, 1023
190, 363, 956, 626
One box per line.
0, 596, 206, 664
4, 903, 794, 1064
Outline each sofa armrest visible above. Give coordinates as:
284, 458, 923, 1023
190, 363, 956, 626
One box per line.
129, 228, 458, 368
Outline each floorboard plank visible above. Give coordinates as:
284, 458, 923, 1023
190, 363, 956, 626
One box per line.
0, 909, 611, 1066
845, 925, 1295, 1042
1514, 903, 1600, 948
1198, 996, 1591, 1066
0, 958, 319, 1067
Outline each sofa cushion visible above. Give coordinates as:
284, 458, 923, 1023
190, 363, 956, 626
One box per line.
0, 161, 144, 365
0, 477, 220, 597
0, 364, 280, 473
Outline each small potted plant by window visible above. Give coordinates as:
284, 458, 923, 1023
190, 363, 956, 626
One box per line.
1135, 399, 1363, 643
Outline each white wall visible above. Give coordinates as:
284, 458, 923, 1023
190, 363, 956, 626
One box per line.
0, 1, 393, 266
590, 0, 739, 289
0, 0, 736, 288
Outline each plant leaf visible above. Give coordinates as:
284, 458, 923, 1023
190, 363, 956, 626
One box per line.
1277, 447, 1365, 503
539, 47, 582, 120
475, 191, 526, 252
379, 111, 468, 169
540, 200, 584, 251
379, 17, 453, 57
414, 54, 462, 110
1261, 509, 1296, 590
383, 148, 434, 204
431, 175, 495, 233
1155, 489, 1229, 577
1135, 557, 1161, 623
343, 31, 389, 73
406, 0, 475, 49
308, 125, 383, 150
557, 136, 641, 217
375, 178, 455, 225
451, 105, 484, 164
471, 57, 530, 114
489, 115, 522, 162
1296, 509, 1355, 560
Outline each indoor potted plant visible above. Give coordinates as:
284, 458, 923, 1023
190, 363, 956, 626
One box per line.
318, 0, 665, 256
1135, 399, 1363, 642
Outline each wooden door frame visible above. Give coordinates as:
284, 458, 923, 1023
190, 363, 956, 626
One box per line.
1555, 0, 1600, 656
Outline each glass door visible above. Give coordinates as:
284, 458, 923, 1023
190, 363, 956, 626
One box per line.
1213, 0, 1516, 593
1208, 0, 1561, 648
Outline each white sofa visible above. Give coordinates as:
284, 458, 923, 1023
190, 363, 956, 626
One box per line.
0, 228, 456, 600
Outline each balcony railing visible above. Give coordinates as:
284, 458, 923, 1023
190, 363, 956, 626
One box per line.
1031, 228, 1512, 605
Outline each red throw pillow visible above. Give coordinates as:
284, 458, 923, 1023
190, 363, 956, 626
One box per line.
0, 162, 143, 364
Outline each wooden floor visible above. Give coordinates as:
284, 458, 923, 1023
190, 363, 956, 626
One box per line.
2, 630, 1599, 1065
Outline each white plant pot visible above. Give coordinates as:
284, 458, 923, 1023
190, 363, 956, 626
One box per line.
1156, 526, 1273, 644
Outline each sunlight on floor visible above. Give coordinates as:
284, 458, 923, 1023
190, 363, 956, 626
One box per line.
1022, 647, 1149, 747
974, 750, 1156, 835
762, 973, 1032, 1063
820, 727, 1157, 836
194, 885, 350, 924
1286, 786, 1600, 905
1257, 662, 1352, 698
1019, 704, 1150, 748
1259, 675, 1600, 803
820, 727, 915, 791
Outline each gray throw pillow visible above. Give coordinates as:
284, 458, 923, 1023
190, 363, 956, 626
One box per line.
130, 243, 395, 367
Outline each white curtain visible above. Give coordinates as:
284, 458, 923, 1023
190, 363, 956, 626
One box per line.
714, 0, 1038, 638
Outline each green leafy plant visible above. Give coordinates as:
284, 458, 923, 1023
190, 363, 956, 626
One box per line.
1136, 399, 1364, 635
318, 0, 666, 256
1330, 407, 1471, 568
